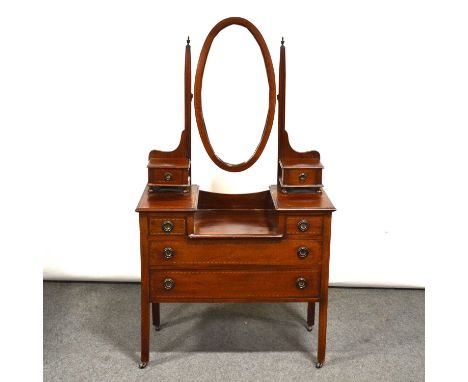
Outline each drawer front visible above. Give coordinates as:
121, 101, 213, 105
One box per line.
148, 168, 189, 186
286, 216, 323, 237
150, 269, 321, 301
149, 218, 186, 235
282, 168, 322, 187
149, 239, 322, 266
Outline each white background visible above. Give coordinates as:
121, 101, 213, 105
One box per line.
1, 0, 466, 287
1, 1, 468, 379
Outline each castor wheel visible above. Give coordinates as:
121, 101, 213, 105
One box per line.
154, 325, 161, 331
315, 362, 323, 369
307, 325, 313, 332
139, 362, 148, 369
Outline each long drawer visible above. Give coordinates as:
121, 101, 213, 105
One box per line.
150, 269, 321, 301
149, 238, 322, 267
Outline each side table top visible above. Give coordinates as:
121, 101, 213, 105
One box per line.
136, 185, 199, 212
269, 186, 335, 212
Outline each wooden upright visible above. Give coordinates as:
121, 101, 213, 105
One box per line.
136, 17, 335, 369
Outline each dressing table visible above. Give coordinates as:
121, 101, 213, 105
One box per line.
136, 17, 335, 369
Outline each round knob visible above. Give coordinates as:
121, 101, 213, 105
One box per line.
163, 278, 175, 290
296, 277, 308, 289
298, 172, 307, 182
297, 246, 309, 259
164, 172, 173, 181
161, 220, 174, 233
297, 219, 310, 232
163, 247, 174, 260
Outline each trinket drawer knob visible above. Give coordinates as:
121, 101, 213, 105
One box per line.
164, 172, 173, 181
298, 172, 307, 182
295, 277, 308, 289
297, 246, 309, 259
163, 247, 175, 260
297, 219, 309, 232
163, 278, 175, 290
161, 220, 174, 233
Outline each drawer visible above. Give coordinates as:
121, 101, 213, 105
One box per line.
149, 218, 186, 235
149, 238, 322, 266
286, 216, 323, 236
150, 269, 321, 301
282, 168, 322, 187
148, 168, 189, 186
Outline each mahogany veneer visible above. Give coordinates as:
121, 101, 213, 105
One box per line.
136, 17, 335, 370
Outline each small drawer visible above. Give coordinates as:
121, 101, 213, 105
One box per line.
282, 168, 322, 187
286, 216, 323, 236
149, 239, 322, 267
148, 168, 189, 186
149, 218, 186, 235
150, 269, 321, 301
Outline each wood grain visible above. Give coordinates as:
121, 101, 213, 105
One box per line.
149, 238, 323, 267
150, 269, 321, 301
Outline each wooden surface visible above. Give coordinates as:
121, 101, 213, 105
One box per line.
148, 158, 190, 168
149, 218, 186, 236
277, 39, 323, 192
136, 185, 199, 212
148, 168, 190, 187
191, 210, 282, 238
149, 238, 322, 267
270, 185, 335, 211
138, 185, 334, 366
138, 18, 334, 369
279, 158, 323, 169
281, 168, 323, 188
150, 269, 321, 302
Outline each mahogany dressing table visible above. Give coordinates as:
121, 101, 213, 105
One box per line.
136, 17, 335, 369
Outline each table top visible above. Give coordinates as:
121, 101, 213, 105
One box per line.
269, 186, 335, 212
136, 185, 335, 212
136, 185, 199, 212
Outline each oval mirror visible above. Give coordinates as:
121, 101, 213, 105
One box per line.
194, 17, 276, 172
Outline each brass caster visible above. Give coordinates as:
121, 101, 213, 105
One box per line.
139, 362, 148, 369
154, 325, 161, 331
315, 362, 323, 369
307, 325, 313, 332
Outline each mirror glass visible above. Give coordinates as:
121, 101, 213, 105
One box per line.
201, 25, 269, 164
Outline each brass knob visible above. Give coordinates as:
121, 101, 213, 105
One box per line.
164, 172, 173, 181
298, 172, 307, 182
297, 246, 309, 259
296, 277, 308, 289
163, 278, 175, 290
161, 220, 174, 233
297, 219, 309, 232
163, 247, 174, 260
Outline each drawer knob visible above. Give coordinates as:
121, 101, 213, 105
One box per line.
161, 220, 174, 233
163, 247, 175, 260
298, 172, 307, 182
164, 172, 173, 181
297, 246, 309, 259
297, 219, 310, 232
296, 277, 308, 289
163, 278, 175, 290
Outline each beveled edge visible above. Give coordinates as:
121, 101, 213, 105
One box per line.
269, 185, 336, 212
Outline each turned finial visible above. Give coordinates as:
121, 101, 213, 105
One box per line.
281, 37, 284, 46
187, 36, 190, 45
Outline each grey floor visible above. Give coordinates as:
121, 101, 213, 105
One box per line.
43, 282, 424, 382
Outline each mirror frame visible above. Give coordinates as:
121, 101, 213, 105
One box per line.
194, 17, 276, 172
